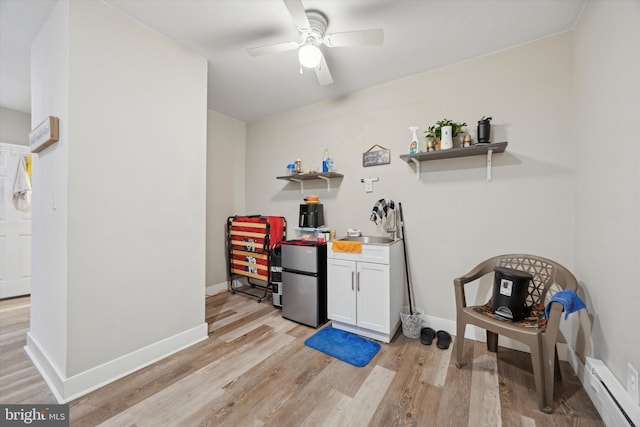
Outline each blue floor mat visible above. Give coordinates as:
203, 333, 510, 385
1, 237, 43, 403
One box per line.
304, 326, 381, 367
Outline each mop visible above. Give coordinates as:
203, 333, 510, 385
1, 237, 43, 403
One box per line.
398, 202, 414, 314
398, 203, 421, 338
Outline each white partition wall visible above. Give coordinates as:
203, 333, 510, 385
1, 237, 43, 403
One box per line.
28, 0, 208, 402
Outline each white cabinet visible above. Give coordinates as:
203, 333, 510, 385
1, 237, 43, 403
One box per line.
327, 259, 389, 332
327, 240, 404, 343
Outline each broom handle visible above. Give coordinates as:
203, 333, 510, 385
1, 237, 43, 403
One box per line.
398, 203, 413, 315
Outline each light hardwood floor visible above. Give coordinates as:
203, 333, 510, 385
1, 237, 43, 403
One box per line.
1, 292, 603, 426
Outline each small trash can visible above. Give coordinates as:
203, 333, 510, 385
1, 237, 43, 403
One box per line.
491, 267, 533, 321
400, 306, 423, 339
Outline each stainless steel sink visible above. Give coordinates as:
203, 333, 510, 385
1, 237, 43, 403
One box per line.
339, 236, 395, 245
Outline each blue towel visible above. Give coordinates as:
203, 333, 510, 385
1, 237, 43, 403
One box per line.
545, 290, 586, 319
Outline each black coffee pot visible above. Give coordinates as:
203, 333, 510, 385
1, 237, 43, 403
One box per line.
477, 116, 492, 144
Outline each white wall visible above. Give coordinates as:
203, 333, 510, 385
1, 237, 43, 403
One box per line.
23, 0, 637, 404
206, 110, 246, 289
573, 0, 640, 385
29, 0, 70, 384
28, 0, 208, 400
247, 33, 575, 327
0, 107, 30, 146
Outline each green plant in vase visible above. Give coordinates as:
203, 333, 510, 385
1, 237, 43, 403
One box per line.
425, 125, 439, 140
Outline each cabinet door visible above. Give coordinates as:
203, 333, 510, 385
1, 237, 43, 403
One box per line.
327, 259, 356, 325
356, 262, 389, 333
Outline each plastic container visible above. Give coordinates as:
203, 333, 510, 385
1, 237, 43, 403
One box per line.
295, 227, 320, 241
477, 116, 492, 144
322, 149, 331, 173
409, 127, 419, 154
400, 306, 423, 339
346, 228, 361, 237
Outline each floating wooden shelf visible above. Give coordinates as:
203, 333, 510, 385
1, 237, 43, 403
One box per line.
399, 141, 508, 181
276, 172, 344, 192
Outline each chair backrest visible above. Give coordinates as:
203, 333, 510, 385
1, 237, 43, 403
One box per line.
496, 254, 577, 306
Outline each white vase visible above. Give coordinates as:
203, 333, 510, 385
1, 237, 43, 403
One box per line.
440, 125, 453, 150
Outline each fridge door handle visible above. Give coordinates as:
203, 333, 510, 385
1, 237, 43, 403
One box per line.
357, 271, 360, 291
351, 271, 354, 290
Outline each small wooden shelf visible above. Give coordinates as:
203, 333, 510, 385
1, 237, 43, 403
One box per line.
276, 172, 344, 192
399, 141, 507, 181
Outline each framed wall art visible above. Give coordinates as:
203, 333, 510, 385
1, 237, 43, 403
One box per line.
30, 116, 59, 153
362, 144, 390, 167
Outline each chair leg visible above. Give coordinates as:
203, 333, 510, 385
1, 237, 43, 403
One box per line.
554, 346, 562, 381
530, 344, 553, 413
455, 320, 467, 368
486, 331, 498, 352
543, 344, 558, 413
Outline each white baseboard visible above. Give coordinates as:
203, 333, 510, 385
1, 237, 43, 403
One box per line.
584, 358, 640, 426
566, 344, 583, 377
206, 280, 230, 296
26, 323, 208, 403
24, 335, 66, 403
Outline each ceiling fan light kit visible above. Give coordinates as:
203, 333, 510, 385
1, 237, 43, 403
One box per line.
298, 43, 322, 68
247, 0, 384, 86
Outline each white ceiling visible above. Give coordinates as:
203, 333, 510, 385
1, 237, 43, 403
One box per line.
0, 0, 585, 123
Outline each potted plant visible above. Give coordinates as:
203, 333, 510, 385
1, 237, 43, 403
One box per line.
424, 118, 467, 150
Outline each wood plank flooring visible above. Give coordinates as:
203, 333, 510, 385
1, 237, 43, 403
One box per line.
1, 292, 604, 426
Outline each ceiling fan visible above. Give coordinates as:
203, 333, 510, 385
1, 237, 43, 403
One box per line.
247, 0, 384, 86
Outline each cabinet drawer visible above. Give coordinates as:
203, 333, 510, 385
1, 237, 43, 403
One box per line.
327, 241, 392, 264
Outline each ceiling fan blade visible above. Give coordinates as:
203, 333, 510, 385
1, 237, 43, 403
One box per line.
325, 29, 384, 47
314, 53, 333, 86
247, 41, 299, 57
283, 0, 310, 31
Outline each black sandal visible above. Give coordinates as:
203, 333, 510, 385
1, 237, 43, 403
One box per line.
436, 330, 452, 350
420, 327, 436, 345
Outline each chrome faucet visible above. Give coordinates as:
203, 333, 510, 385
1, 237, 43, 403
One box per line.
385, 210, 398, 240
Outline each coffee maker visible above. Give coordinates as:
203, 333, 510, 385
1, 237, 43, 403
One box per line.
299, 204, 324, 228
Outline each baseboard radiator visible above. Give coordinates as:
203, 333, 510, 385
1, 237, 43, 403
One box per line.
584, 358, 640, 427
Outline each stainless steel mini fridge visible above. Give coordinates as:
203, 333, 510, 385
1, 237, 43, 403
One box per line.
281, 240, 327, 328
